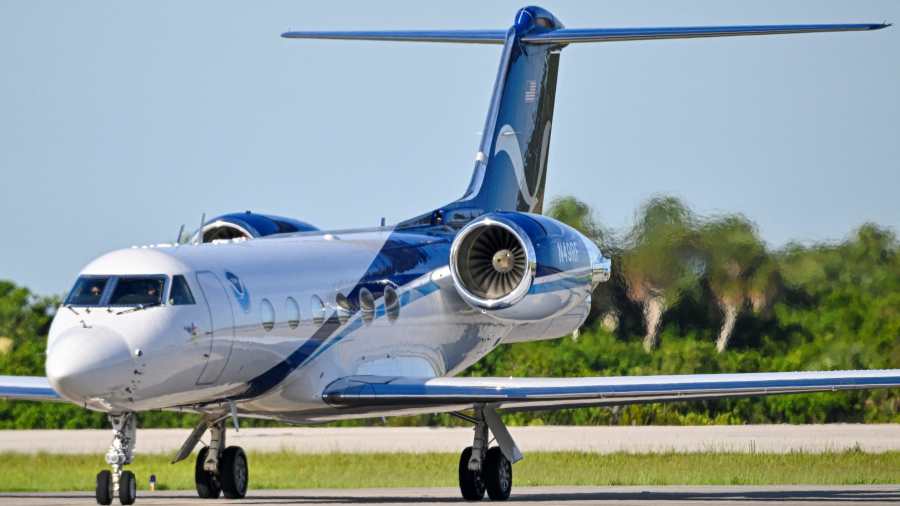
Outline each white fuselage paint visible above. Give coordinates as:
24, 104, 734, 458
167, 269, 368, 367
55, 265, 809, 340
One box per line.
46, 229, 589, 423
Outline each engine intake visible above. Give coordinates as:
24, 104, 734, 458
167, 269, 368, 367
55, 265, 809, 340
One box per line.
452, 220, 533, 305
451, 215, 539, 311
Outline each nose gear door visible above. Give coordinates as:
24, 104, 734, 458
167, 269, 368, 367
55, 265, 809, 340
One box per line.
195, 271, 236, 385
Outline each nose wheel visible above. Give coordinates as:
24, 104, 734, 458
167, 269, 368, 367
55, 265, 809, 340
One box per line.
96, 413, 137, 505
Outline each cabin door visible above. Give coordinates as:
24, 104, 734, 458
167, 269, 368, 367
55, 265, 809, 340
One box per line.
195, 271, 236, 385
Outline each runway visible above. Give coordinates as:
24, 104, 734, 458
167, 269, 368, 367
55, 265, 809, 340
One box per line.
2, 424, 899, 454
2, 486, 899, 505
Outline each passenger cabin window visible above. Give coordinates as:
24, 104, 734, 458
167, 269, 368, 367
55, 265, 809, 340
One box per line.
359, 288, 375, 325
335, 293, 352, 325
260, 298, 275, 331
65, 277, 109, 306
169, 275, 195, 305
384, 286, 400, 323
311, 295, 326, 325
108, 277, 165, 306
285, 297, 300, 329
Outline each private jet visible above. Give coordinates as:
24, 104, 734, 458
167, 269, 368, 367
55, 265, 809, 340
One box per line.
0, 6, 896, 505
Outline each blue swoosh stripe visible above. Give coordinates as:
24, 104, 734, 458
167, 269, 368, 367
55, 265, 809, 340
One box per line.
238, 275, 442, 400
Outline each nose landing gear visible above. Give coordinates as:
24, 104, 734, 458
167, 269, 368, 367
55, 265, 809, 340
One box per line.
96, 413, 137, 505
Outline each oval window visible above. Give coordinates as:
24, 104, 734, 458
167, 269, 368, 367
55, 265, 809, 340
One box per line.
335, 293, 352, 325
311, 295, 326, 325
359, 287, 375, 325
384, 286, 400, 323
285, 296, 300, 329
260, 298, 275, 332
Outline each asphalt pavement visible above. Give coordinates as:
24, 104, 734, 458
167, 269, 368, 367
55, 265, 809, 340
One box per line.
2, 486, 899, 506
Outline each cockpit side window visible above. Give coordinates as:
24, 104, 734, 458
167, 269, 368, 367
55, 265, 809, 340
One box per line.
169, 275, 196, 305
65, 276, 109, 306
108, 277, 166, 306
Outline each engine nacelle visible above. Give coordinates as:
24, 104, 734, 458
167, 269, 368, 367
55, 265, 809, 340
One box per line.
191, 212, 319, 243
449, 212, 610, 322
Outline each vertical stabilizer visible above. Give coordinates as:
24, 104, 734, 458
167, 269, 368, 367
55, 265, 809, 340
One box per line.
451, 6, 564, 216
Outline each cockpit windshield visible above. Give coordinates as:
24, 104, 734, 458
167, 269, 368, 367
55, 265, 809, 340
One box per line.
65, 277, 109, 306
65, 275, 167, 307
108, 277, 166, 306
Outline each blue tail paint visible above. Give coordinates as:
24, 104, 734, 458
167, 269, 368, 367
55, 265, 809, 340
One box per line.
283, 6, 891, 228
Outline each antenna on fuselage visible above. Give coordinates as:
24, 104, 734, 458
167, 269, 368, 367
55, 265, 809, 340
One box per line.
175, 224, 185, 245
194, 212, 206, 245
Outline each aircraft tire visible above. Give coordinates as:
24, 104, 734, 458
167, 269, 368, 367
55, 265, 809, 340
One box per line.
458, 446, 486, 501
220, 446, 249, 499
95, 470, 112, 505
118, 470, 137, 505
195, 447, 221, 499
483, 447, 512, 501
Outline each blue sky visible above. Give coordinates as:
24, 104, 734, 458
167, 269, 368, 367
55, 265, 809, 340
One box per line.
1, 1, 898, 296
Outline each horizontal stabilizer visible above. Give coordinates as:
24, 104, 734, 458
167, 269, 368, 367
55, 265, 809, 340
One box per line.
283, 24, 889, 46
282, 30, 507, 44
520, 23, 891, 44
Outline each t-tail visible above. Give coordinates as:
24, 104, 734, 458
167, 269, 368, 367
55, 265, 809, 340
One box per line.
284, 6, 889, 224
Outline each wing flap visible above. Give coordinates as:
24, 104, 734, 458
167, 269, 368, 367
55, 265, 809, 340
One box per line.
0, 375, 62, 402
323, 369, 900, 413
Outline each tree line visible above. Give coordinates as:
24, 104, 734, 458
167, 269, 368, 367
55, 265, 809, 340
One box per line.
0, 195, 897, 428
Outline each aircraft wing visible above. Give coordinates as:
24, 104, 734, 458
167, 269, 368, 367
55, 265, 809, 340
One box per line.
0, 375, 62, 402
322, 369, 900, 414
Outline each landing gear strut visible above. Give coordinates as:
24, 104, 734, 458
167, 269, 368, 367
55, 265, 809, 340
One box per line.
96, 412, 137, 505
193, 420, 249, 499
456, 406, 518, 501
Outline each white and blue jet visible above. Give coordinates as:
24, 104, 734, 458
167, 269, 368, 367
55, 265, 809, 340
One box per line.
1, 6, 896, 505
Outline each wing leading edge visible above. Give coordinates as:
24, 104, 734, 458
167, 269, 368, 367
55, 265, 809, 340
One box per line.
0, 375, 62, 402
323, 369, 900, 414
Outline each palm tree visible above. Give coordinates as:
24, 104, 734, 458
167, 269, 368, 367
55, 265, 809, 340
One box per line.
546, 196, 605, 241
546, 196, 615, 328
620, 197, 699, 351
697, 215, 778, 352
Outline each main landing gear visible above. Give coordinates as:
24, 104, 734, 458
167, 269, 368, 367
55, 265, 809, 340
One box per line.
96, 413, 137, 505
456, 406, 521, 501
193, 420, 249, 499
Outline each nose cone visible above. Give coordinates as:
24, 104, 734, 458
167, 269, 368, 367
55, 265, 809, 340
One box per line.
46, 328, 135, 403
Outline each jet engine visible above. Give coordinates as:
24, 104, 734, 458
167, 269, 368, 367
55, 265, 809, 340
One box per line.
449, 212, 610, 322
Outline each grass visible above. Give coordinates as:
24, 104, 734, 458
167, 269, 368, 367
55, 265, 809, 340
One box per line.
0, 451, 897, 492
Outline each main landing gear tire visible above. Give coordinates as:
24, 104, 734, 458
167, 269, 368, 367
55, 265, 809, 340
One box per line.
119, 470, 137, 506
95, 470, 112, 506
458, 446, 485, 501
195, 447, 221, 499
483, 447, 512, 501
220, 446, 249, 499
